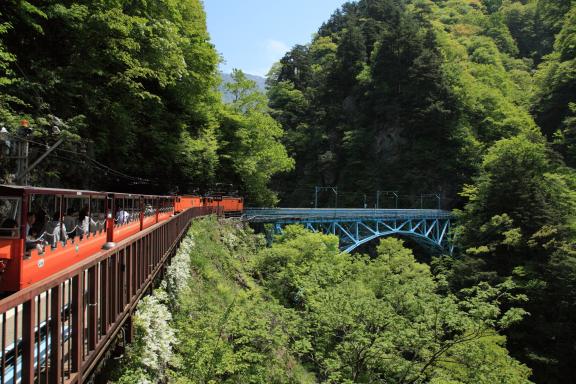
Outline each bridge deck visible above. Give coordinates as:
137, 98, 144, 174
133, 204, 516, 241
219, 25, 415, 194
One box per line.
243, 208, 452, 223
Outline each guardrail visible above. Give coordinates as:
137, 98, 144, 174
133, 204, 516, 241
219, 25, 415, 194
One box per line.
0, 206, 218, 384
243, 208, 452, 223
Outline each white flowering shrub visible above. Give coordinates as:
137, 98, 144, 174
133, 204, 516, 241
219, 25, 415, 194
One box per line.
114, 232, 198, 383
132, 290, 176, 377
114, 220, 271, 383
161, 235, 195, 308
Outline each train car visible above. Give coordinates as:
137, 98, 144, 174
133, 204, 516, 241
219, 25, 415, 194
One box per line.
174, 195, 202, 213
0, 185, 106, 291
0, 186, 175, 292
202, 195, 244, 216
0, 185, 245, 292
221, 196, 244, 215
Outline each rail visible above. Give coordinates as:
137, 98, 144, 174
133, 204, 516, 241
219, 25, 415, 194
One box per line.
0, 206, 218, 384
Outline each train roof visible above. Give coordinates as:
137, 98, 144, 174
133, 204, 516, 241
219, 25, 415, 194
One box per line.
0, 185, 176, 199
0, 184, 105, 196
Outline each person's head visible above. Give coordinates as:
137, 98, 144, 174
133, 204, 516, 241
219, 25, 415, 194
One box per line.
27, 212, 36, 225
66, 208, 75, 216
53, 212, 62, 222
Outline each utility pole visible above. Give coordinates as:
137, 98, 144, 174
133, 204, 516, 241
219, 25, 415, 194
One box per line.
417, 193, 442, 209
15, 138, 65, 184
314, 186, 338, 208
1, 119, 65, 185
14, 135, 29, 185
13, 120, 32, 185
376, 191, 399, 209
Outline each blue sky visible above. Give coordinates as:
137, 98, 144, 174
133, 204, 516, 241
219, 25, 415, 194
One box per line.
204, 0, 349, 77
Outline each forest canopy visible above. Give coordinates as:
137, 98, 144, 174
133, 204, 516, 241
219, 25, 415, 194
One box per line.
266, 0, 576, 382
0, 0, 291, 204
113, 218, 533, 384
1, 0, 575, 383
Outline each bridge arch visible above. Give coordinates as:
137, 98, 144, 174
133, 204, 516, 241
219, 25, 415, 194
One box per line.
341, 230, 446, 253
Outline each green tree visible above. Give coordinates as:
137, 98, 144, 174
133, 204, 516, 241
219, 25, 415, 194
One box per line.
0, 0, 221, 190
453, 133, 576, 383
219, 69, 294, 206
534, 3, 576, 166
254, 227, 532, 383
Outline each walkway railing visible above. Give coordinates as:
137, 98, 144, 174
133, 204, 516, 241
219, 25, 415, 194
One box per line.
0, 207, 217, 384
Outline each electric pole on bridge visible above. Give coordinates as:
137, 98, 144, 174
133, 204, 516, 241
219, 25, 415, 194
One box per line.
418, 193, 442, 209
376, 191, 398, 209
314, 186, 338, 208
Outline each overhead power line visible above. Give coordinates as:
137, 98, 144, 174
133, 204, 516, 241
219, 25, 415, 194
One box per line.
3, 132, 158, 184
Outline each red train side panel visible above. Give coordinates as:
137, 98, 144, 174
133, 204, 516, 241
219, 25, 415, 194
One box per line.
221, 196, 244, 213
202, 196, 244, 216
175, 195, 202, 213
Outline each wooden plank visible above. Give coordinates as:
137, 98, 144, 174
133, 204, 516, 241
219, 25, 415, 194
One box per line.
50, 285, 62, 384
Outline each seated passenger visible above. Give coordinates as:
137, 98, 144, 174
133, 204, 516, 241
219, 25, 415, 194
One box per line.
78, 206, 97, 237
63, 208, 77, 237
26, 212, 35, 238
26, 229, 45, 254
25, 212, 44, 253
116, 208, 129, 225
44, 212, 67, 248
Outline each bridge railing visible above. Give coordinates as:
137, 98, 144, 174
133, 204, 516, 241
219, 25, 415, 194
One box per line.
0, 206, 217, 384
243, 208, 452, 222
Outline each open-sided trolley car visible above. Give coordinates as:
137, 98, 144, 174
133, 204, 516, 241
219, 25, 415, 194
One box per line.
0, 185, 243, 292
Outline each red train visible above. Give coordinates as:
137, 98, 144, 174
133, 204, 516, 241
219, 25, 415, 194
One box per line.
0, 185, 244, 292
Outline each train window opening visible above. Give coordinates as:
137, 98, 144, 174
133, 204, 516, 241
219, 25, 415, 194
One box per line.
63, 196, 88, 240
160, 198, 171, 213
144, 198, 155, 217
132, 198, 140, 222
90, 197, 106, 235
28, 194, 56, 243
0, 197, 21, 238
27, 194, 72, 248
114, 197, 137, 225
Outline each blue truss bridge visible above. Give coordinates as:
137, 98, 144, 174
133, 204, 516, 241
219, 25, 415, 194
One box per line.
242, 208, 454, 254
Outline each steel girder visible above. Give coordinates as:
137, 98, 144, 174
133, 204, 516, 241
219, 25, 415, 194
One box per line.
271, 217, 452, 254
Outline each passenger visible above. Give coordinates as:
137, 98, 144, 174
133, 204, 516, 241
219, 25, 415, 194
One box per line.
63, 208, 77, 236
25, 212, 44, 252
26, 230, 45, 254
78, 206, 97, 237
26, 212, 35, 237
45, 212, 67, 248
116, 207, 129, 225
